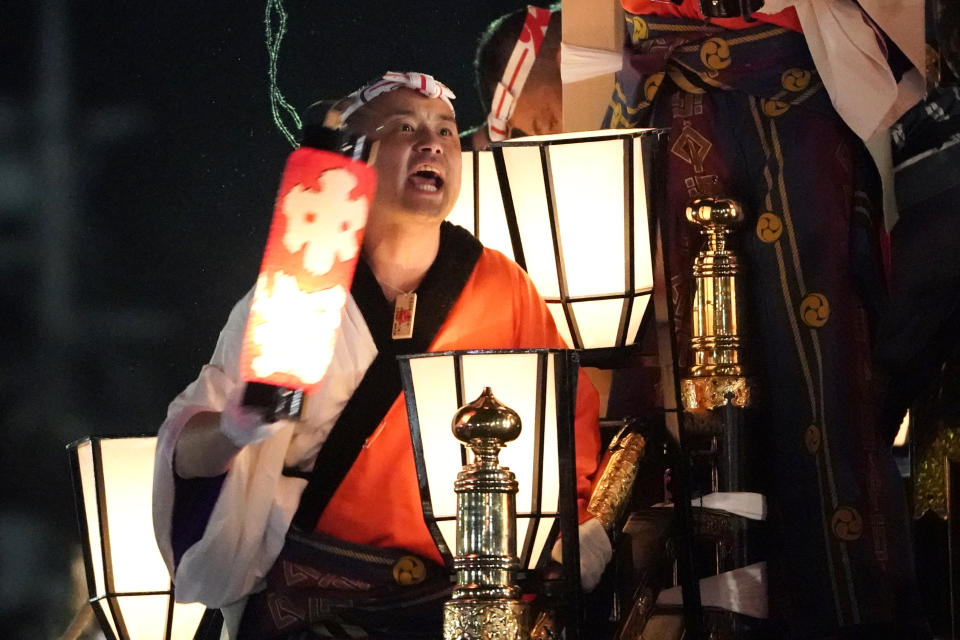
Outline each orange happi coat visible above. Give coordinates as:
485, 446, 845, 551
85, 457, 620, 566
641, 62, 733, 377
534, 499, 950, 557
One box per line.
315, 246, 602, 566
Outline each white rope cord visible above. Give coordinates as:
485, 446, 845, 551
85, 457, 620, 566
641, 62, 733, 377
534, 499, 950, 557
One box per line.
265, 0, 302, 148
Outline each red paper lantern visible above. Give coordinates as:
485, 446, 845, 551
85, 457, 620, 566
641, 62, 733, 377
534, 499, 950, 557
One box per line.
240, 147, 376, 394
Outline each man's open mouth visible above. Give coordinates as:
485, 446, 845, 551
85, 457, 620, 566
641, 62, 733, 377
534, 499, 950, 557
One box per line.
408, 167, 444, 193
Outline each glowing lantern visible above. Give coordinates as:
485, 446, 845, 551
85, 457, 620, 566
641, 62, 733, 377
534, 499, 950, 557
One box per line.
67, 436, 207, 639
490, 129, 662, 350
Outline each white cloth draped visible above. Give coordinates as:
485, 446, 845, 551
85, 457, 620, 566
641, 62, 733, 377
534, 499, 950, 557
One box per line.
151, 289, 377, 631
656, 561, 769, 619
652, 492, 768, 521
759, 0, 925, 141
644, 495, 768, 618
693, 491, 767, 521
560, 42, 624, 84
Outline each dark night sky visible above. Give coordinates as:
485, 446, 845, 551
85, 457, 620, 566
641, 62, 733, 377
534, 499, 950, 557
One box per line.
0, 2, 528, 636
72, 0, 524, 361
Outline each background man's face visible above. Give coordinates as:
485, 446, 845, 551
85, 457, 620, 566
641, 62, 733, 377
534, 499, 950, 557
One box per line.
357, 89, 462, 224
510, 79, 562, 136
509, 45, 563, 137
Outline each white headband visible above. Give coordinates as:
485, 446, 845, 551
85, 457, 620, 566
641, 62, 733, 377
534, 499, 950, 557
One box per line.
487, 6, 553, 141
337, 71, 456, 125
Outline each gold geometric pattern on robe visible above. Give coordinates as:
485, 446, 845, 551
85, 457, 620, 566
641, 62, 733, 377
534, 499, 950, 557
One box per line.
393, 555, 427, 585
800, 293, 830, 327
644, 72, 665, 102
756, 212, 784, 243
781, 68, 813, 92
614, 82, 645, 115
683, 174, 721, 199
629, 15, 649, 43
269, 593, 307, 628
281, 560, 372, 590
667, 66, 708, 94
699, 37, 733, 70
762, 97, 791, 118
671, 123, 712, 173
830, 506, 864, 542
671, 92, 703, 119
804, 424, 823, 455
608, 99, 632, 129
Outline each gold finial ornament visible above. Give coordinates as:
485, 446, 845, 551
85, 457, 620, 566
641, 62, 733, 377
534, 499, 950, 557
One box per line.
452, 387, 522, 446
681, 197, 751, 411
444, 387, 529, 640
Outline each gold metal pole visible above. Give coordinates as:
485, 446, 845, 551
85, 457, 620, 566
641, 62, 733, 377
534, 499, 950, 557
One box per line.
680, 197, 751, 412
443, 387, 530, 640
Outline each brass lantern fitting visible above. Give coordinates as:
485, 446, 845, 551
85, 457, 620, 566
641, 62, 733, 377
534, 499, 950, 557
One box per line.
443, 387, 530, 640
681, 197, 751, 411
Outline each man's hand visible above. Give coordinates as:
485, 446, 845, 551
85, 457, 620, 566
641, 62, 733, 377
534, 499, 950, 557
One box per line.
550, 517, 613, 592
217, 386, 285, 448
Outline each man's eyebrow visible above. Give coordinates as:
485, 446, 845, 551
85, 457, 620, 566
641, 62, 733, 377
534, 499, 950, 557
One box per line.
381, 109, 457, 124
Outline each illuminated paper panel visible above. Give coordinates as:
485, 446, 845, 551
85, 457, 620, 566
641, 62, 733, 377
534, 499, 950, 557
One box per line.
447, 149, 513, 257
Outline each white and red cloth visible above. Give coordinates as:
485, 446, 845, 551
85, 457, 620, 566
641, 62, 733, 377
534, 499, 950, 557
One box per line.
487, 5, 553, 141
338, 71, 456, 124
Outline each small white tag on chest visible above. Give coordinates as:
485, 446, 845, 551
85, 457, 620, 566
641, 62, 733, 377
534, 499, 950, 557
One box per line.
391, 292, 417, 340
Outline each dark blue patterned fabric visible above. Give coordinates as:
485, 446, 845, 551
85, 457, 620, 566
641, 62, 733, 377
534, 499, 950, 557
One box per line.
605, 14, 930, 638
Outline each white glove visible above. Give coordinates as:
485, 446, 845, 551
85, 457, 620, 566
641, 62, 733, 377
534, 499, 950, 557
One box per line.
217, 386, 285, 448
550, 517, 613, 592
